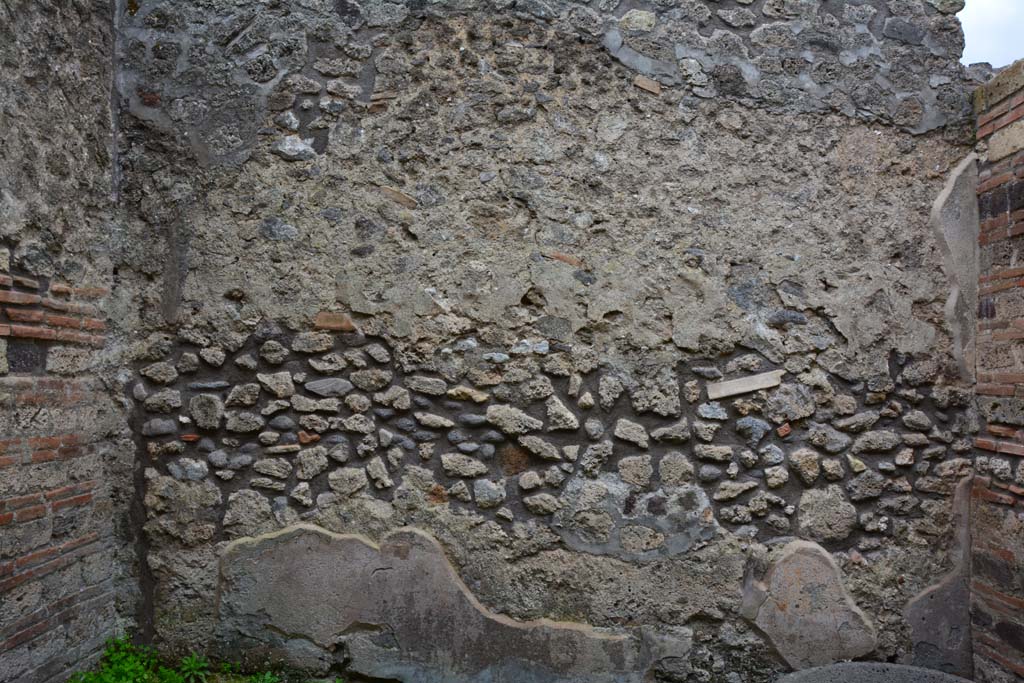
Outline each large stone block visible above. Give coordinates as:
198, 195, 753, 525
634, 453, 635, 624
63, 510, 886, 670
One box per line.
928, 154, 978, 384
904, 477, 973, 679
742, 540, 876, 669
217, 524, 690, 681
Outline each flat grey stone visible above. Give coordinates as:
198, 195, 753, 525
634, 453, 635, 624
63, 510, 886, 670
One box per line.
441, 453, 488, 478
305, 377, 354, 397
707, 370, 784, 400
188, 381, 231, 390
167, 458, 208, 481
652, 419, 690, 443
258, 372, 295, 398
613, 418, 649, 448
519, 435, 561, 461
405, 375, 448, 395
261, 217, 298, 240
486, 404, 543, 435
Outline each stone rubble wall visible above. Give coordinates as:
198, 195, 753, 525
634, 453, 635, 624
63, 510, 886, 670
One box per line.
115, 0, 988, 680
116, 0, 974, 168
133, 327, 977, 556
971, 58, 1024, 683
0, 0, 1002, 680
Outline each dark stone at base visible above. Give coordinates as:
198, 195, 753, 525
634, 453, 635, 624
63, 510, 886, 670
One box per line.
778, 663, 973, 683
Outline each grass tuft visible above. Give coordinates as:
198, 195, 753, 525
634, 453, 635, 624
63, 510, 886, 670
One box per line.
67, 637, 343, 683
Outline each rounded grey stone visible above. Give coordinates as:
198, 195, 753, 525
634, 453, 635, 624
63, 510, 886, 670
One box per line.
269, 415, 296, 430
168, 458, 208, 481
698, 465, 722, 482
473, 478, 506, 509
142, 418, 177, 436
208, 449, 230, 468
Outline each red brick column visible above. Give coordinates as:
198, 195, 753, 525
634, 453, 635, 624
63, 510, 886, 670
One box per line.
973, 59, 1024, 683
0, 266, 123, 683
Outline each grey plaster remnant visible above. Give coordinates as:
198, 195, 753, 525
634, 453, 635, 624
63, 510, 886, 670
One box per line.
929, 154, 979, 383
706, 370, 785, 400
742, 540, 877, 669
904, 476, 973, 679
217, 524, 691, 682
160, 218, 190, 324
602, 29, 679, 85
778, 662, 973, 683
553, 475, 718, 561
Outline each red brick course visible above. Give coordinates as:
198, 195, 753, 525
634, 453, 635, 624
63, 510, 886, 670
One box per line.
0, 269, 108, 348
0, 268, 113, 662
974, 70, 1024, 683
0, 582, 113, 651
0, 533, 102, 595
314, 310, 358, 331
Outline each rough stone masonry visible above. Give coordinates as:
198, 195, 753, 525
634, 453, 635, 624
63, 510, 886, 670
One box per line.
3, 0, 1021, 681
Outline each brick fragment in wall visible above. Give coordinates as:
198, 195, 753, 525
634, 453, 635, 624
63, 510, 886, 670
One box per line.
0, 269, 109, 355
968, 475, 1024, 681
0, 416, 123, 680
0, 275, 118, 679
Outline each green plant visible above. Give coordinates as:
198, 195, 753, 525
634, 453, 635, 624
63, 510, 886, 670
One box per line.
156, 669, 185, 683
247, 673, 280, 683
68, 638, 291, 683
219, 661, 241, 675
178, 654, 210, 683
68, 637, 184, 683
68, 638, 150, 683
